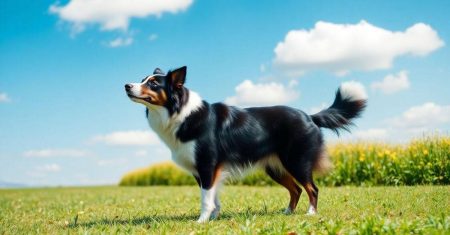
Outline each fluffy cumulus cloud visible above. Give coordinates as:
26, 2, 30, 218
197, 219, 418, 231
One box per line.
274, 20, 444, 75
371, 70, 410, 94
225, 80, 299, 107
332, 102, 450, 142
0, 93, 11, 103
36, 164, 61, 172
91, 130, 160, 146
389, 102, 450, 133
24, 148, 89, 157
49, 0, 193, 32
108, 37, 133, 47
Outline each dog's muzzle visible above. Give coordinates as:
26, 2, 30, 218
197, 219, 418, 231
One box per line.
125, 84, 133, 92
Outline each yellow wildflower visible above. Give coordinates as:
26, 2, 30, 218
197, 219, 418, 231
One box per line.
391, 152, 397, 161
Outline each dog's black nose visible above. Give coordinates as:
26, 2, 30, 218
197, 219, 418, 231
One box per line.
125, 84, 133, 91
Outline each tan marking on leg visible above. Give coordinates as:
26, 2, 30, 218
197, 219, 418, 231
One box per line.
212, 164, 223, 186
279, 175, 301, 211
266, 168, 301, 213
302, 182, 318, 213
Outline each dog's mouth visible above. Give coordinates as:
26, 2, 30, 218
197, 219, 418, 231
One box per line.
127, 94, 152, 103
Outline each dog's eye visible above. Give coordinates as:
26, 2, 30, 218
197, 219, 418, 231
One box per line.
148, 81, 159, 89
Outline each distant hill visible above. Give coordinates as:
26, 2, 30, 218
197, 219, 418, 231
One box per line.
0, 180, 27, 188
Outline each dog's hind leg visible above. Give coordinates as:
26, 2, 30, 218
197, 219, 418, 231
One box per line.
282, 151, 320, 215
302, 181, 319, 215
265, 167, 302, 214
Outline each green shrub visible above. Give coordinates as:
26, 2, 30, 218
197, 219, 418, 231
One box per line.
319, 135, 450, 186
119, 162, 196, 186
119, 135, 450, 186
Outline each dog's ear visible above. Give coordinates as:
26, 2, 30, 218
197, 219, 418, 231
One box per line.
168, 66, 187, 90
153, 68, 164, 75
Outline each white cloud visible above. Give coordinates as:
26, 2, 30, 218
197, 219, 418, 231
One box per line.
225, 80, 299, 107
328, 103, 450, 142
135, 149, 149, 157
0, 93, 11, 103
49, 0, 193, 32
274, 20, 444, 75
353, 128, 389, 140
371, 70, 410, 94
148, 34, 158, 41
309, 102, 329, 114
97, 158, 128, 167
389, 102, 450, 133
91, 130, 160, 146
24, 149, 89, 158
36, 164, 61, 172
108, 37, 133, 47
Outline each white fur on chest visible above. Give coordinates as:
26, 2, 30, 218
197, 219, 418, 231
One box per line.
145, 91, 203, 175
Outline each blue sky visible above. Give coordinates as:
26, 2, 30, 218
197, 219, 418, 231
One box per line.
1, 0, 449, 186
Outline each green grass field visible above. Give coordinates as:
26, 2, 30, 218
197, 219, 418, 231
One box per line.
0, 186, 449, 234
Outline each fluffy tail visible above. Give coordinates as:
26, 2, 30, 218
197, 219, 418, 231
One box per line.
311, 81, 367, 135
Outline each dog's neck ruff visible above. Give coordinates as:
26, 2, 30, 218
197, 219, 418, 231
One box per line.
145, 90, 203, 174
146, 90, 203, 131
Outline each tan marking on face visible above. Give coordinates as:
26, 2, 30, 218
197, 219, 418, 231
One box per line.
156, 89, 167, 105
140, 84, 168, 106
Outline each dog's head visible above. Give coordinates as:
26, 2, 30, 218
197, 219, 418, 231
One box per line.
125, 66, 189, 115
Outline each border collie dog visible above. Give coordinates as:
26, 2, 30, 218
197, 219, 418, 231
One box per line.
125, 66, 366, 222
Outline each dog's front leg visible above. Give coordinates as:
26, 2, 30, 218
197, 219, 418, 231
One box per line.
210, 193, 221, 220
197, 186, 218, 223
196, 164, 221, 223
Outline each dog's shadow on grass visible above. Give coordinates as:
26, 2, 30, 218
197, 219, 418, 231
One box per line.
70, 209, 283, 228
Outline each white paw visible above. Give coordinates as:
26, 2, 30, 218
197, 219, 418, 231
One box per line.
306, 208, 317, 215
197, 214, 210, 223
210, 207, 220, 220
283, 207, 293, 215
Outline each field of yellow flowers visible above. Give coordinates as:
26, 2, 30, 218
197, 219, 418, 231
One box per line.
120, 136, 449, 186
